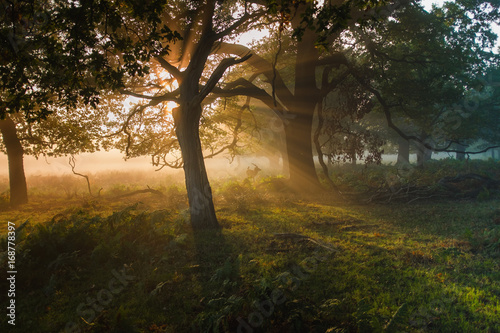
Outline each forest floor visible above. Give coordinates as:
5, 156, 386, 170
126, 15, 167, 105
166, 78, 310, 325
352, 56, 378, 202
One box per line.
1, 159, 500, 332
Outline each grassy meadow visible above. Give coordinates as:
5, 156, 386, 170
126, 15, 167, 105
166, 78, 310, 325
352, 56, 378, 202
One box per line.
1, 159, 500, 332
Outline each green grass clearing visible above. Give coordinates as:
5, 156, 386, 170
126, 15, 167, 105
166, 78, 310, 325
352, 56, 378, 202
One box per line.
1, 164, 500, 332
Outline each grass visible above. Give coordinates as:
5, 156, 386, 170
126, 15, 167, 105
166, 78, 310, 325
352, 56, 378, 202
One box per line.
1, 160, 500, 332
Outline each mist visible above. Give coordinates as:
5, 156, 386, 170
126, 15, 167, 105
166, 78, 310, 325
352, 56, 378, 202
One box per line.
1, 1, 500, 332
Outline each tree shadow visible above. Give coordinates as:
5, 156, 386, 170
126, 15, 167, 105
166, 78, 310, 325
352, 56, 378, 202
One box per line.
190, 228, 243, 331
192, 228, 235, 280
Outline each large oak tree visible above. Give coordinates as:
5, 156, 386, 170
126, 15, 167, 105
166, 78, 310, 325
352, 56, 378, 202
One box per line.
214, 0, 409, 190
114, 0, 265, 229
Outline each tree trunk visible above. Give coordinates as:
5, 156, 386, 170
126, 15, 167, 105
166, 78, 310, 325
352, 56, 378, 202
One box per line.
456, 143, 466, 161
351, 144, 357, 166
314, 102, 339, 191
424, 148, 432, 162
416, 145, 432, 167
265, 152, 280, 174
284, 114, 321, 191
396, 136, 410, 165
283, 12, 322, 192
0, 116, 28, 206
169, 3, 221, 231
175, 103, 219, 230
282, 145, 290, 177
415, 132, 432, 167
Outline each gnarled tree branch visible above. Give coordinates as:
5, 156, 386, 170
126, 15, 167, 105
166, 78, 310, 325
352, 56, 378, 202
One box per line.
195, 54, 252, 105
155, 56, 184, 83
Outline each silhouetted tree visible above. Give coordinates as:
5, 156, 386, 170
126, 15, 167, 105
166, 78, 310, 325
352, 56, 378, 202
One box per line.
1, 0, 174, 205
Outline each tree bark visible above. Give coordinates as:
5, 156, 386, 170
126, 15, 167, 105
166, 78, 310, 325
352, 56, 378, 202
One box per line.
424, 148, 432, 163
455, 143, 466, 161
165, 1, 223, 230
284, 113, 321, 191
351, 143, 357, 166
0, 116, 28, 206
396, 136, 410, 165
174, 102, 219, 230
416, 145, 432, 167
283, 7, 323, 191
415, 132, 432, 167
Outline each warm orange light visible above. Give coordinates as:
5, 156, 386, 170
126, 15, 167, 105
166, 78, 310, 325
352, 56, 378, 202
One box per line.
165, 101, 179, 113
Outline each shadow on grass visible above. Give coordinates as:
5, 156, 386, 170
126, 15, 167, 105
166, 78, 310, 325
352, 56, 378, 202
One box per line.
193, 229, 233, 278
2, 189, 499, 332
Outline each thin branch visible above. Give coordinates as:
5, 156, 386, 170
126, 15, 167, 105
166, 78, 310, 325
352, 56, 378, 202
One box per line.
204, 96, 250, 159
69, 155, 93, 197
121, 99, 163, 156
215, 11, 258, 40
154, 154, 183, 170
353, 26, 441, 66
271, 30, 282, 106
113, 187, 164, 199
314, 100, 343, 194
119, 88, 180, 103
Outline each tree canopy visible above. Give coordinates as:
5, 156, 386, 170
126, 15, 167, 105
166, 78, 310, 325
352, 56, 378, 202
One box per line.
1, 0, 177, 120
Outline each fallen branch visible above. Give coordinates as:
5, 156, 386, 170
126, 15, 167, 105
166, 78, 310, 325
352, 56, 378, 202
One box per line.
112, 187, 164, 199
360, 173, 499, 204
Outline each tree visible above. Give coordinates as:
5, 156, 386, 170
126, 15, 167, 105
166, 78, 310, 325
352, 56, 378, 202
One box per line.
213, 0, 427, 191
113, 0, 265, 229
346, 0, 500, 165
1, 0, 175, 205
314, 74, 385, 169
1, 0, 173, 119
0, 94, 122, 204
449, 66, 500, 158
0, 115, 27, 205
2, 0, 264, 228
